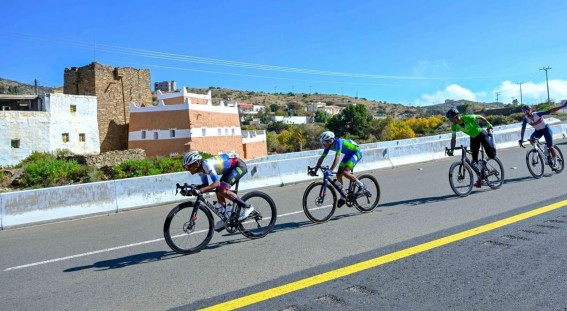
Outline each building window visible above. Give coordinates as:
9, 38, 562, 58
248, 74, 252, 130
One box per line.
170, 129, 176, 138
62, 133, 69, 143
202, 128, 206, 136
225, 128, 228, 135
141, 130, 146, 139
79, 133, 86, 142
70, 105, 77, 112
218, 128, 221, 135
154, 132, 158, 140
232, 128, 235, 135
11, 139, 20, 148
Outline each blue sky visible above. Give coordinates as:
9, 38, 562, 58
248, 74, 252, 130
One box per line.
1, 0, 566, 106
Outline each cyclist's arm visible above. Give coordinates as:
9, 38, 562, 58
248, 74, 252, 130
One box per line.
520, 118, 527, 141
476, 115, 493, 129
199, 180, 220, 193
450, 130, 457, 150
316, 149, 330, 167
329, 153, 341, 172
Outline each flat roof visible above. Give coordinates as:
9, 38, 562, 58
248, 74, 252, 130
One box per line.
0, 94, 39, 100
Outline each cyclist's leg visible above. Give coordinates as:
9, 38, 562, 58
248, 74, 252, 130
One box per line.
480, 130, 496, 159
470, 136, 482, 186
339, 151, 362, 186
220, 159, 248, 207
542, 126, 557, 158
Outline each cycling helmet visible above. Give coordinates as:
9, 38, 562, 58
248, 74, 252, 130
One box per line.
182, 151, 202, 166
521, 105, 531, 114
446, 108, 460, 120
320, 131, 335, 145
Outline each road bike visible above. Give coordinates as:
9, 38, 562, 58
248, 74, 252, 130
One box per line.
520, 138, 564, 178
302, 166, 380, 223
163, 182, 277, 254
445, 145, 504, 197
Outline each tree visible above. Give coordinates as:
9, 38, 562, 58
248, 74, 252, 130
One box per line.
314, 110, 329, 123
326, 104, 372, 140
270, 104, 280, 112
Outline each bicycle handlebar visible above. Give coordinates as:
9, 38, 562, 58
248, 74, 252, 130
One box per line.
175, 183, 198, 197
307, 165, 330, 176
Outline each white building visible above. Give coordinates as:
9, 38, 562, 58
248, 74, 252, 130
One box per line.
0, 93, 100, 166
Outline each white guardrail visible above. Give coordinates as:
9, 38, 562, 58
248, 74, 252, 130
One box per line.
1, 120, 566, 229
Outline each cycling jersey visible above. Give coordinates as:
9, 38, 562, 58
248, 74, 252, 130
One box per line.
199, 153, 240, 184
321, 138, 359, 158
451, 115, 484, 138
521, 110, 550, 131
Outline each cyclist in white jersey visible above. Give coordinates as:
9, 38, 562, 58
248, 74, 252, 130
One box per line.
519, 103, 567, 168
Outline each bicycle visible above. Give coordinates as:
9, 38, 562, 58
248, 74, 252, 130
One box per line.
520, 138, 564, 178
302, 166, 380, 223
445, 145, 504, 197
163, 182, 277, 254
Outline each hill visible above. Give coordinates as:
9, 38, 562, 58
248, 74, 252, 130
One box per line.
1, 77, 508, 118
0, 78, 57, 95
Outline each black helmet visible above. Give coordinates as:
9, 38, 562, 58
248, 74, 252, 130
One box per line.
521, 105, 531, 114
446, 108, 460, 119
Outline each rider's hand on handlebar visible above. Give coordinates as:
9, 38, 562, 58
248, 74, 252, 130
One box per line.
324, 169, 333, 177
191, 188, 201, 196
447, 150, 454, 157
518, 140, 524, 148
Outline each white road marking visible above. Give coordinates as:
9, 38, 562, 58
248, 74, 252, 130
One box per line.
4, 209, 305, 272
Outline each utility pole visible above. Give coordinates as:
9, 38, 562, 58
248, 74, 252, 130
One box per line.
540, 66, 552, 104
517, 82, 524, 105
495, 91, 500, 104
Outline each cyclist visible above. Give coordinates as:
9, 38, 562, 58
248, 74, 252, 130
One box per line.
311, 131, 364, 207
446, 108, 496, 188
182, 151, 254, 232
518, 103, 567, 169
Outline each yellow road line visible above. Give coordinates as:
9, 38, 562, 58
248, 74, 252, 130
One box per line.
199, 199, 567, 311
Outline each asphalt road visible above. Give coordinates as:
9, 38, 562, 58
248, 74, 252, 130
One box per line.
1, 141, 567, 311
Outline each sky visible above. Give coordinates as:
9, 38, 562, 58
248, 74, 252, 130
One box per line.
1, 0, 567, 106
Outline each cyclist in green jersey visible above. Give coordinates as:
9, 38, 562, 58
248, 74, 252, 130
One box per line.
311, 131, 364, 207
446, 108, 496, 188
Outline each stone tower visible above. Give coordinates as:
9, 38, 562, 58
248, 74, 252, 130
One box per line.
64, 62, 152, 152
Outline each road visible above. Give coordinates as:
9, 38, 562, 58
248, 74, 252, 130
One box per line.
1, 141, 567, 311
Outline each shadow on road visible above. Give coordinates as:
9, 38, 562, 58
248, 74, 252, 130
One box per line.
380, 194, 458, 207
63, 251, 182, 272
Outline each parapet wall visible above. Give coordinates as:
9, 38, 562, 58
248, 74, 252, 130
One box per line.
1, 121, 566, 229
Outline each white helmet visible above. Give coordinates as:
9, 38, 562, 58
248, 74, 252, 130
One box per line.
320, 131, 335, 145
182, 151, 202, 166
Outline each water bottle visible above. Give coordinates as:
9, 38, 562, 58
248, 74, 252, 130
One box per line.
225, 203, 233, 219
543, 145, 550, 159
213, 202, 225, 216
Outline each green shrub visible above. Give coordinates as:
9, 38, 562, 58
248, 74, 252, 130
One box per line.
20, 158, 87, 187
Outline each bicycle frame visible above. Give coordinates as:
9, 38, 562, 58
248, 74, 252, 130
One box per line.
523, 138, 550, 163
308, 166, 358, 205
449, 145, 485, 176
176, 183, 242, 227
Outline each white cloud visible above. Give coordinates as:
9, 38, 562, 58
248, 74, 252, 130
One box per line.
493, 80, 567, 104
412, 84, 479, 106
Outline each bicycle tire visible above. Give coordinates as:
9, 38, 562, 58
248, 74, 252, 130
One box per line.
238, 191, 277, 239
302, 181, 337, 223
484, 157, 505, 189
552, 146, 564, 174
525, 149, 544, 178
163, 202, 214, 255
353, 174, 380, 212
448, 161, 473, 197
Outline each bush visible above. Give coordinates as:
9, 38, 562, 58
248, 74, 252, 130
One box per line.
20, 158, 87, 187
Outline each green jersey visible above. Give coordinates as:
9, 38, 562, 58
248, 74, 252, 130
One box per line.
451, 114, 484, 138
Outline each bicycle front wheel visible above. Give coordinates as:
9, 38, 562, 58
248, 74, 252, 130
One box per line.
449, 161, 473, 197
163, 202, 214, 255
525, 149, 544, 178
238, 191, 277, 239
552, 146, 564, 174
303, 181, 337, 223
353, 174, 380, 212
484, 157, 504, 189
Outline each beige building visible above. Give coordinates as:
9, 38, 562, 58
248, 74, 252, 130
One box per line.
128, 88, 267, 159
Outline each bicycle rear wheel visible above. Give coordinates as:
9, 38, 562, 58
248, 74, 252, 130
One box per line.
303, 181, 337, 223
163, 202, 214, 254
448, 161, 473, 197
484, 157, 504, 189
353, 174, 380, 212
238, 191, 277, 239
552, 146, 564, 174
525, 149, 544, 178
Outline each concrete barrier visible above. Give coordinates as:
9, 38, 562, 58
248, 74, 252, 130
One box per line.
1, 120, 565, 229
